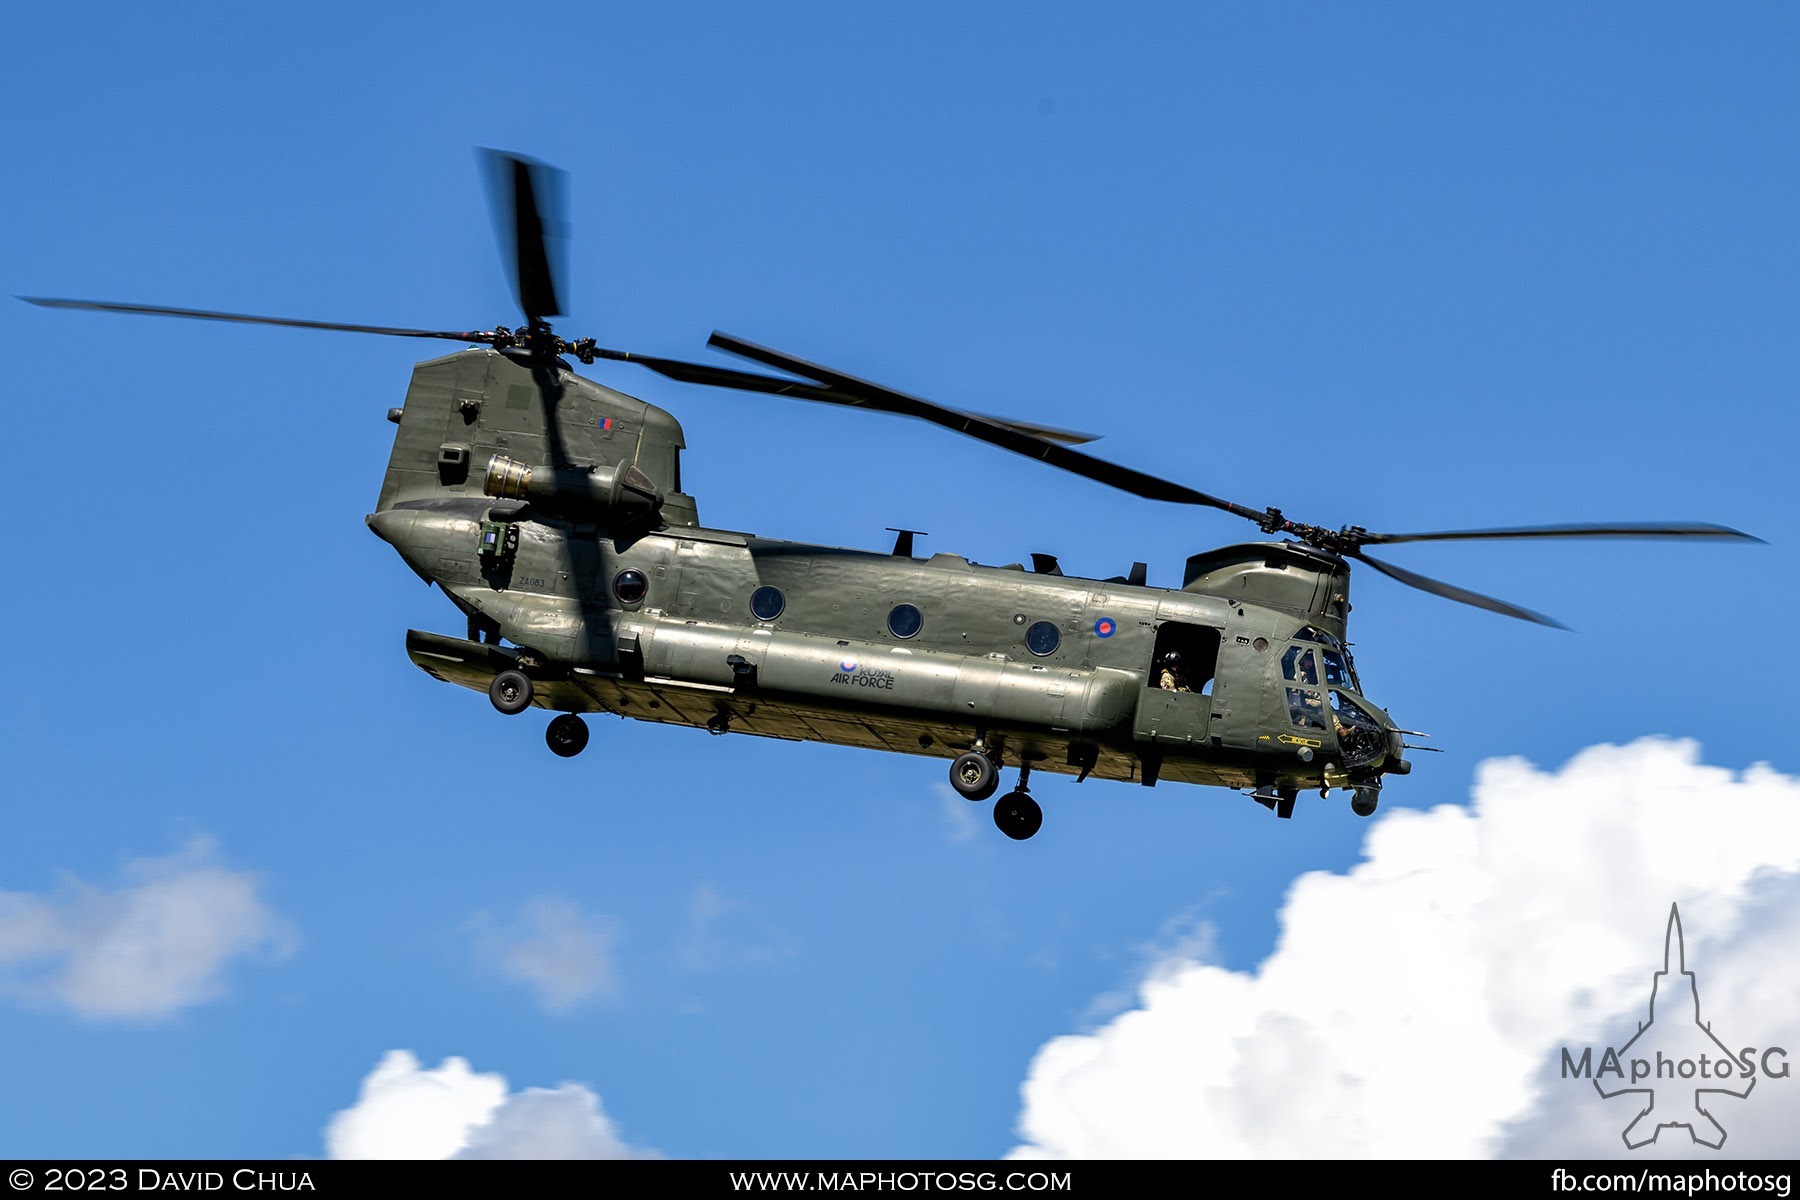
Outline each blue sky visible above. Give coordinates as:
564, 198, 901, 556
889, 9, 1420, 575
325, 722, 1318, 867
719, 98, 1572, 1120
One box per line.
4, 3, 1797, 1159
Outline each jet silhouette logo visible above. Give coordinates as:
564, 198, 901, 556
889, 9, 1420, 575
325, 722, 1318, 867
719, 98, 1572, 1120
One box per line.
1559, 905, 1789, 1149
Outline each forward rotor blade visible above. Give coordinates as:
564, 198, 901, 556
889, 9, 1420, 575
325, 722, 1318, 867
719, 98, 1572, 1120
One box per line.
704, 332, 1266, 515
479, 149, 566, 323
1357, 521, 1762, 546
617, 352, 1098, 446
19, 296, 487, 342
1351, 549, 1566, 628
967, 413, 1101, 448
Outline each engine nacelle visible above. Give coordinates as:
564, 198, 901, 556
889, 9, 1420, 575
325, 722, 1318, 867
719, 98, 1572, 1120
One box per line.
483, 455, 664, 526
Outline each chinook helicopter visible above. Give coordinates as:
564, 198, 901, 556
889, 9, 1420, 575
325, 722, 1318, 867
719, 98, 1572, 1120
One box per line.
22, 153, 1758, 840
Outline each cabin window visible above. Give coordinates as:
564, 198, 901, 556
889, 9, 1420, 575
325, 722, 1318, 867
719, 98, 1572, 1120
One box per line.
1025, 621, 1061, 656
613, 569, 649, 605
887, 603, 924, 639
1322, 648, 1353, 688
1287, 687, 1327, 731
750, 586, 785, 621
1282, 646, 1320, 686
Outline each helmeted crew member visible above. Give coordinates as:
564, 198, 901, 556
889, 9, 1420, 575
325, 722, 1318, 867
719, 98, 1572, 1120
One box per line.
1157, 650, 1187, 692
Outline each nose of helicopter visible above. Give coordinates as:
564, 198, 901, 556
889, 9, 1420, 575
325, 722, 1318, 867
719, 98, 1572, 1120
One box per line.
1374, 710, 1413, 776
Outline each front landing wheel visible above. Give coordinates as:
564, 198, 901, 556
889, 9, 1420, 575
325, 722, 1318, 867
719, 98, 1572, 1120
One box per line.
489, 669, 534, 715
994, 791, 1043, 841
546, 713, 590, 758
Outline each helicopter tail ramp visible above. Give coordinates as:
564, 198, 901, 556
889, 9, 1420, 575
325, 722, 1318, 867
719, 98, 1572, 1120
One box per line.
374, 347, 698, 526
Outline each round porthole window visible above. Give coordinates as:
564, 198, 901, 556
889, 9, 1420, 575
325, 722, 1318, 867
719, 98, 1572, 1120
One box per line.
887, 603, 923, 639
613, 569, 649, 605
1025, 620, 1061, 656
750, 585, 785, 621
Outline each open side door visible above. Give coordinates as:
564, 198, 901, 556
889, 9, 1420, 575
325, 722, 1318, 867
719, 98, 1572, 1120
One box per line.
1132, 621, 1220, 746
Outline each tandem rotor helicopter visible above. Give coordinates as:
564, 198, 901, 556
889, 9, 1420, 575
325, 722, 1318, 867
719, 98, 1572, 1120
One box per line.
23, 152, 1758, 840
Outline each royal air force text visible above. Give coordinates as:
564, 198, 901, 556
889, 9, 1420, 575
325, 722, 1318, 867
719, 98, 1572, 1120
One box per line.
830, 669, 895, 690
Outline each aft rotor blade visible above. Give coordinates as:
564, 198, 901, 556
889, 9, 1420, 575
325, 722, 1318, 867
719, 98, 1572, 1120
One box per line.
617, 352, 1099, 446
704, 332, 1266, 515
1356, 521, 1762, 546
1351, 549, 1566, 628
19, 296, 488, 342
479, 149, 566, 323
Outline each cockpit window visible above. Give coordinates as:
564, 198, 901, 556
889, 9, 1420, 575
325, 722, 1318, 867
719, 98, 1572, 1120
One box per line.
1294, 625, 1362, 691
1287, 688, 1327, 731
1331, 690, 1385, 768
1282, 646, 1319, 686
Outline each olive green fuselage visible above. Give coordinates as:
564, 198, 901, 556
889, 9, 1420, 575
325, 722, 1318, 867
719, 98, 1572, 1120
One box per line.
368, 349, 1404, 797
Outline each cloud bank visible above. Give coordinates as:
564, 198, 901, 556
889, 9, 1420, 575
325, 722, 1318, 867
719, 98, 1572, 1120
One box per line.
0, 837, 289, 1020
467, 896, 618, 1013
1010, 739, 1800, 1159
325, 1050, 653, 1159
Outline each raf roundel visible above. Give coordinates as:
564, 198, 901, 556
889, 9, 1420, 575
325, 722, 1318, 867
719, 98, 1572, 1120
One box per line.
840, 659, 857, 673
1094, 617, 1116, 638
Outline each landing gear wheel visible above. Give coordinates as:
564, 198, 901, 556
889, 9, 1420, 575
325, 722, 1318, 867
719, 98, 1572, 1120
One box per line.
1350, 788, 1379, 818
994, 791, 1043, 841
949, 751, 999, 801
546, 713, 589, 758
489, 669, 533, 715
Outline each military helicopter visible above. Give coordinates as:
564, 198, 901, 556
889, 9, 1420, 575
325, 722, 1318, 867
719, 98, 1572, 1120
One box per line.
22, 152, 1758, 840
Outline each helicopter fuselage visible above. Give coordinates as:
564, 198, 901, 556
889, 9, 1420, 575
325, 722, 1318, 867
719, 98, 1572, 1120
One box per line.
365, 348, 1406, 812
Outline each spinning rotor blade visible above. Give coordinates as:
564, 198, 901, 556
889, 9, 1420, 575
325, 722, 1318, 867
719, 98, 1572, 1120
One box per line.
21, 297, 1099, 448
686, 334, 1759, 627
966, 414, 1102, 448
479, 149, 566, 323
1335, 520, 1758, 626
1350, 521, 1761, 546
19, 296, 492, 343
1349, 549, 1566, 629
704, 332, 1267, 515
617, 351, 1099, 446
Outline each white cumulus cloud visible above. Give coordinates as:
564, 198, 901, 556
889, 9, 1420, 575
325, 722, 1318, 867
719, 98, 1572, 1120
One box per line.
1010, 739, 1800, 1159
325, 1050, 653, 1159
0, 837, 290, 1020
468, 896, 618, 1013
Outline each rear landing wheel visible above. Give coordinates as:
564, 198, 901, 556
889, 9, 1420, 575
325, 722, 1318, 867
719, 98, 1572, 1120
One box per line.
949, 751, 999, 802
546, 713, 589, 758
994, 791, 1043, 840
489, 669, 533, 715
